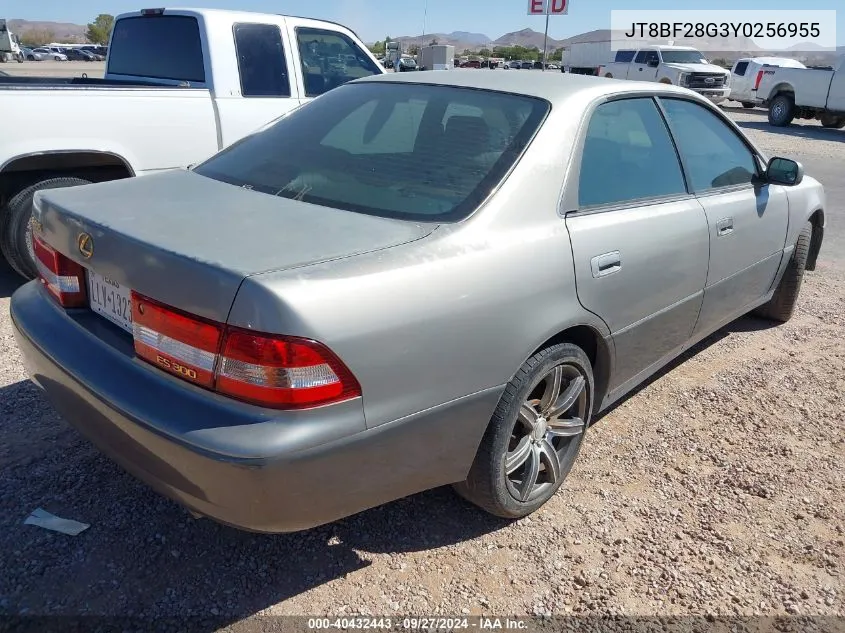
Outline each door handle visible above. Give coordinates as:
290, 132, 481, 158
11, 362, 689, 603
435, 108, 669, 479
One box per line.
591, 251, 622, 278
716, 217, 734, 236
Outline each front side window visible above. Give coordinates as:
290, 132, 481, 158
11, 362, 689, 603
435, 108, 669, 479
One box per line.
296, 27, 381, 97
578, 98, 687, 208
659, 98, 758, 191
195, 83, 548, 222
234, 23, 290, 97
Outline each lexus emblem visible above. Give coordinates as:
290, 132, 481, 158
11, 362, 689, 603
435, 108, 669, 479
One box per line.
77, 233, 94, 259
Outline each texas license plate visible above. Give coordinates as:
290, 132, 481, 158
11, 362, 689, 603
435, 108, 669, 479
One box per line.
87, 271, 133, 333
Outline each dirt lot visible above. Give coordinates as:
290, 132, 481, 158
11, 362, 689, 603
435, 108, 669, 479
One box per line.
0, 104, 842, 627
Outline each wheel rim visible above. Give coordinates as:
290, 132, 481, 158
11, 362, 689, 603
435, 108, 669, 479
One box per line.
772, 101, 785, 120
504, 363, 588, 503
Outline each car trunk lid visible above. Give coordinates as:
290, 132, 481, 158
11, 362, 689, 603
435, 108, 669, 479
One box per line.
33, 169, 436, 324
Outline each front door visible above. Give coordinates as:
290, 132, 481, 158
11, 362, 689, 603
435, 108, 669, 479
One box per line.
658, 97, 790, 336
566, 97, 710, 393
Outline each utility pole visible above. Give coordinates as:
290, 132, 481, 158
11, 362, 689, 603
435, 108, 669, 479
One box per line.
541, 6, 550, 71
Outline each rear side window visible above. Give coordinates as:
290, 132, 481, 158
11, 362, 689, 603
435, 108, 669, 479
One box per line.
733, 61, 749, 76
615, 50, 636, 63
108, 16, 204, 82
195, 83, 549, 222
634, 50, 647, 64
296, 27, 381, 97
579, 98, 687, 208
659, 98, 758, 191
234, 23, 290, 97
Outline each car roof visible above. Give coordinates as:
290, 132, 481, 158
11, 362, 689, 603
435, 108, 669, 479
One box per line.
354, 70, 696, 104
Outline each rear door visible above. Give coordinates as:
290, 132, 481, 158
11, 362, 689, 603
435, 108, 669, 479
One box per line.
658, 97, 789, 336
565, 97, 710, 392
218, 22, 301, 147
631, 50, 659, 81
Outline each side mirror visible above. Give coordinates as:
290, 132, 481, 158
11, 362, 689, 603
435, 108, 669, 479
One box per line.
766, 157, 804, 186
647, 58, 659, 68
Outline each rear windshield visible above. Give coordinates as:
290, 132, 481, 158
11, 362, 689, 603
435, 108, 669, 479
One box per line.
108, 15, 205, 83
194, 82, 549, 222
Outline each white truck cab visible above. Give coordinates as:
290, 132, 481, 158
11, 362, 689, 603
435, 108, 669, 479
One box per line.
729, 57, 806, 108
602, 46, 731, 104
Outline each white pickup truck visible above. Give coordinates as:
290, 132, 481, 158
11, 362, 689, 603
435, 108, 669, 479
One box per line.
0, 7, 384, 278
756, 55, 845, 129
600, 45, 731, 104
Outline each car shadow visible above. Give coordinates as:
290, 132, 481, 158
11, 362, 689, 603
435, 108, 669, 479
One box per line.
734, 120, 845, 142
0, 312, 775, 623
593, 314, 776, 423
0, 262, 24, 299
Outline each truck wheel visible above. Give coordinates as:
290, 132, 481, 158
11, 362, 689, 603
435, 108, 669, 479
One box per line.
753, 222, 812, 323
0, 177, 91, 279
820, 115, 845, 129
453, 343, 592, 519
741, 101, 756, 109
768, 94, 795, 127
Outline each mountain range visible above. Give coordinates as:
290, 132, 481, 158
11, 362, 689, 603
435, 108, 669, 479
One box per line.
387, 28, 568, 52
8, 19, 88, 42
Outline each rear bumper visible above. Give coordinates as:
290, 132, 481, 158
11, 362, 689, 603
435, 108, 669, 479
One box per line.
10, 282, 500, 533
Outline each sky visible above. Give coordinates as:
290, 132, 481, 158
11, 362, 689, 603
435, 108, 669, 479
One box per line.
6, 0, 844, 45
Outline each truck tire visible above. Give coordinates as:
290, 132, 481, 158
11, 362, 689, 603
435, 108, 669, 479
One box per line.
0, 177, 91, 279
820, 115, 845, 129
768, 94, 795, 127
753, 222, 812, 323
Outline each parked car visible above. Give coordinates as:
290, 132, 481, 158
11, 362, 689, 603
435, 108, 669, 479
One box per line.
729, 57, 806, 108
756, 54, 845, 128
64, 48, 97, 61
31, 47, 66, 61
20, 47, 43, 61
601, 45, 731, 104
0, 8, 384, 280
398, 57, 417, 71
11, 72, 825, 533
521, 61, 533, 69
460, 59, 481, 69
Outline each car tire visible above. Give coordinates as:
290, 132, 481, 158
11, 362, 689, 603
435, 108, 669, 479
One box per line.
454, 343, 593, 519
0, 177, 91, 279
768, 94, 795, 127
741, 101, 756, 109
753, 222, 812, 323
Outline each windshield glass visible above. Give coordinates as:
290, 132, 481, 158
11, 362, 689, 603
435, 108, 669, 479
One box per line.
661, 50, 708, 64
194, 82, 548, 222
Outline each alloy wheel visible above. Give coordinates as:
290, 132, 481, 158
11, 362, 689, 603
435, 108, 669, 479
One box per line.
504, 363, 588, 503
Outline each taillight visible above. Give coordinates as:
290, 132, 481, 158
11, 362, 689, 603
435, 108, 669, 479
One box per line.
132, 294, 222, 388
217, 329, 361, 408
33, 234, 87, 308
753, 70, 764, 91
129, 291, 361, 409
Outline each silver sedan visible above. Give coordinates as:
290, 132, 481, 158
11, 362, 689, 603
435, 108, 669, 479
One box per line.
11, 71, 825, 532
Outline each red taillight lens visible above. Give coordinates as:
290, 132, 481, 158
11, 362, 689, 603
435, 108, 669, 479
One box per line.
131, 292, 222, 388
33, 234, 87, 308
129, 292, 361, 409
753, 70, 764, 91
216, 329, 361, 408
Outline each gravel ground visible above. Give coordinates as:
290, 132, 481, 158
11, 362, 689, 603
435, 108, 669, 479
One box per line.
0, 107, 843, 627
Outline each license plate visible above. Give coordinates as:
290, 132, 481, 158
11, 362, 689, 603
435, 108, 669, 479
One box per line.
87, 271, 133, 333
